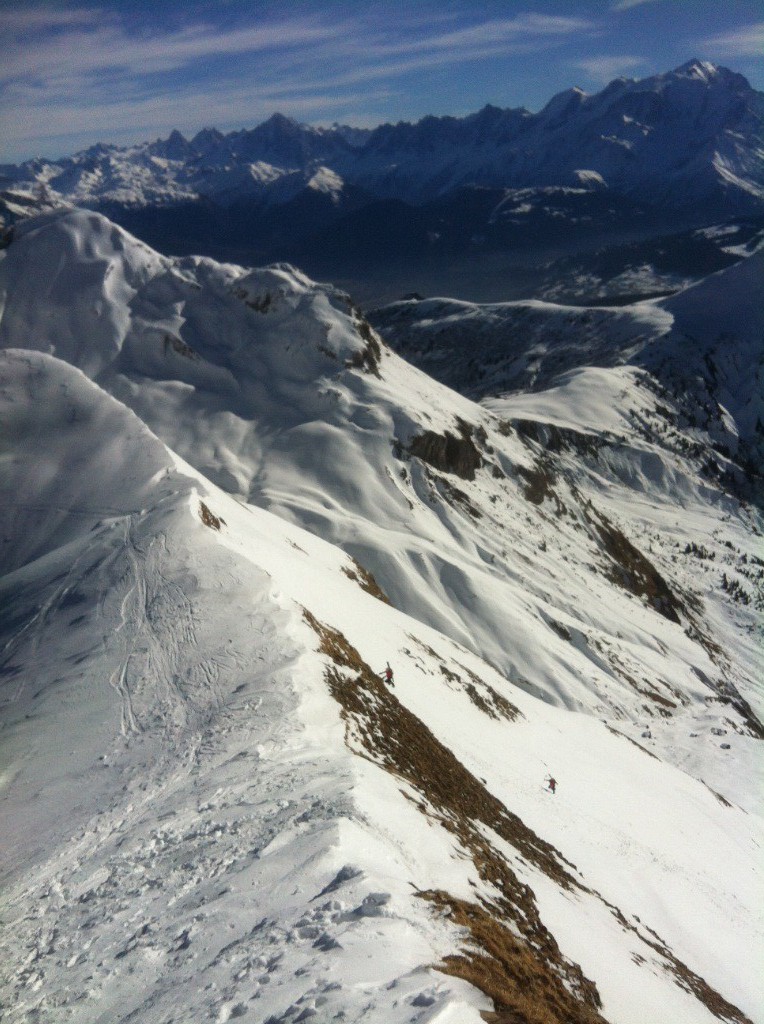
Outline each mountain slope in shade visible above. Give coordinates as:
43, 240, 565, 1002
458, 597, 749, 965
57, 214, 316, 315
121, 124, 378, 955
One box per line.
371, 246, 764, 468
647, 248, 764, 465
0, 211, 762, 1023
348, 60, 764, 209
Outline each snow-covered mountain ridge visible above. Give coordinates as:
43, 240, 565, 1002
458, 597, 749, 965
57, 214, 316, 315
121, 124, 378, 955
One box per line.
0, 209, 762, 1024
2, 61, 762, 218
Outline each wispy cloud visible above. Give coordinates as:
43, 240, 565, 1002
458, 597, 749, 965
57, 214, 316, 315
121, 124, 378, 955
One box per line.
0, 5, 598, 161
0, 6, 103, 31
389, 13, 593, 55
270, 15, 595, 96
611, 0, 662, 11
699, 21, 764, 58
1, 16, 341, 81
2, 8, 593, 84
574, 55, 645, 83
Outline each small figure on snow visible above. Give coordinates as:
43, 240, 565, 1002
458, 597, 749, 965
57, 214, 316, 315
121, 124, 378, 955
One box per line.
381, 663, 394, 687
545, 776, 557, 794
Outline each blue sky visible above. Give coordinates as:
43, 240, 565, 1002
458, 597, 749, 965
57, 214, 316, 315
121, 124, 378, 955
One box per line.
1, 0, 762, 163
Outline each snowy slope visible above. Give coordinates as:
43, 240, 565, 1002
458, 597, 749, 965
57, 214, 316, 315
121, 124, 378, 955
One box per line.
1, 211, 763, 1024
1, 208, 759, 732
1, 349, 762, 1024
0, 349, 491, 1023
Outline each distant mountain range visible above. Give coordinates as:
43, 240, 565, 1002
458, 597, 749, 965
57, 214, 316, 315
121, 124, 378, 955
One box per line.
3, 59, 763, 211
2, 60, 763, 303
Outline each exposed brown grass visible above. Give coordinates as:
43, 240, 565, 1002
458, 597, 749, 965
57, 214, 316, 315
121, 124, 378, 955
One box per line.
433, 474, 484, 518
587, 635, 685, 718
346, 310, 382, 376
517, 461, 566, 515
304, 611, 605, 1024
680, 622, 764, 736
595, 895, 753, 1024
199, 501, 225, 530
341, 557, 391, 604
661, 949, 752, 1023
305, 612, 751, 1024
407, 635, 521, 722
512, 418, 607, 461
422, 891, 606, 1024
580, 501, 683, 623
480, 683, 521, 723
163, 333, 199, 360
715, 691, 764, 739
583, 505, 763, 737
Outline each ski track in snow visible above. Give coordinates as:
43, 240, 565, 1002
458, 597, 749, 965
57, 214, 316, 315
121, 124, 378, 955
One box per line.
0, 504, 385, 1022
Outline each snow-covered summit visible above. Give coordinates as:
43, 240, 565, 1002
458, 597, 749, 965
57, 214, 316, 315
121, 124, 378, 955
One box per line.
674, 57, 747, 85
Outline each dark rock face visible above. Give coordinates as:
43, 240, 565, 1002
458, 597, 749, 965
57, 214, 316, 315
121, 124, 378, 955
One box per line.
407, 420, 483, 480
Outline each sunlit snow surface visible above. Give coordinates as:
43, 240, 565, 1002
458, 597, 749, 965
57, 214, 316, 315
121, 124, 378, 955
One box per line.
0, 210, 762, 1024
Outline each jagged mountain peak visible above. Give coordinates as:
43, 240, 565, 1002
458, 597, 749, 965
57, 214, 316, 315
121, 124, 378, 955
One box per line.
539, 85, 588, 116
224, 112, 354, 170
672, 57, 748, 86
147, 128, 194, 161
256, 110, 307, 133
190, 126, 225, 150
245, 110, 348, 147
